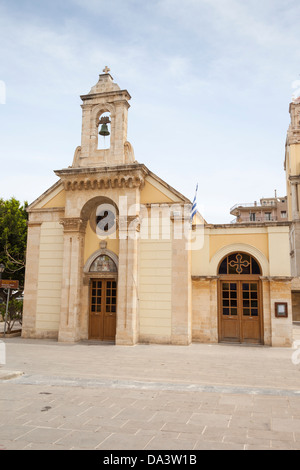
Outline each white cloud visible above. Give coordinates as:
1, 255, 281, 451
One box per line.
0, 0, 298, 221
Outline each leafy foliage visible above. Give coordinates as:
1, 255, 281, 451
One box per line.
0, 198, 27, 331
0, 197, 28, 286
0, 298, 23, 333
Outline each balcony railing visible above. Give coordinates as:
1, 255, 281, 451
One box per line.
230, 201, 277, 212
231, 216, 278, 224
230, 203, 257, 212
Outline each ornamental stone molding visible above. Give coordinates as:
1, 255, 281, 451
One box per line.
209, 243, 269, 277
287, 129, 300, 145
119, 215, 140, 232
83, 247, 119, 274
287, 101, 300, 144
54, 165, 146, 192
59, 217, 87, 233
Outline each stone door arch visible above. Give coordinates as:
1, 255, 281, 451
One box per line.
84, 251, 118, 341
217, 252, 264, 344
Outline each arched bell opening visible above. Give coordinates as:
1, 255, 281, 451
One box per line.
217, 252, 264, 345
97, 111, 111, 150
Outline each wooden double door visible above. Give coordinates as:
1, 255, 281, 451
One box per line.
219, 278, 263, 344
89, 279, 117, 341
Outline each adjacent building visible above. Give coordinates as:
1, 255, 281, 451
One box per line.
230, 196, 288, 224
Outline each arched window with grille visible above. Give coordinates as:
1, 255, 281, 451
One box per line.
218, 252, 261, 276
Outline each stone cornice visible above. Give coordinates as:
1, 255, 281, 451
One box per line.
80, 89, 131, 102
287, 101, 300, 144
192, 276, 219, 281
191, 275, 293, 282
205, 221, 291, 229
289, 175, 300, 183
55, 163, 148, 175
27, 221, 43, 227
287, 130, 300, 145
28, 207, 65, 213
54, 164, 148, 191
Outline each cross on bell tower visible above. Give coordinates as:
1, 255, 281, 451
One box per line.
72, 68, 135, 168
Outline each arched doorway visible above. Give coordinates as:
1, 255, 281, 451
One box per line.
81, 195, 119, 342
88, 254, 118, 341
218, 252, 263, 344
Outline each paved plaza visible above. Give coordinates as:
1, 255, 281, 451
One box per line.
0, 335, 300, 450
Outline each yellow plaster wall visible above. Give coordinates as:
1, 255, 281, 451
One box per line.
191, 231, 210, 276
140, 180, 174, 204
35, 221, 64, 332
42, 190, 66, 209
84, 221, 119, 264
191, 226, 290, 277
209, 232, 269, 261
289, 144, 300, 175
287, 144, 300, 220
139, 239, 172, 340
267, 227, 291, 276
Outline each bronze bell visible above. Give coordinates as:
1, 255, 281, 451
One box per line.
99, 123, 110, 136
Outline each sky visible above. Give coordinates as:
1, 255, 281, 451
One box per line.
0, 0, 300, 223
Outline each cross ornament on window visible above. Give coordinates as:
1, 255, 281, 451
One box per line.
228, 254, 250, 274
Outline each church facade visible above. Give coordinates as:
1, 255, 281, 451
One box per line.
22, 70, 293, 347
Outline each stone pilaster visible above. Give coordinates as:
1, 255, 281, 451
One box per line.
261, 278, 271, 346
191, 277, 218, 343
171, 216, 192, 345
58, 218, 87, 342
261, 277, 293, 347
22, 222, 42, 338
290, 220, 300, 276
269, 278, 293, 347
290, 181, 300, 221
209, 278, 219, 342
115, 216, 139, 345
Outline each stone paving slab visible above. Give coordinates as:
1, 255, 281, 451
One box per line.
1, 380, 300, 450
0, 338, 300, 450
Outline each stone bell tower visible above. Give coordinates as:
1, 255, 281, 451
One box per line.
72, 66, 135, 168
54, 68, 144, 344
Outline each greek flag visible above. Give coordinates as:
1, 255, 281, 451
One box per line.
190, 183, 198, 222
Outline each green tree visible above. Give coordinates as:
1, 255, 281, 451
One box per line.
0, 197, 28, 284
0, 198, 28, 331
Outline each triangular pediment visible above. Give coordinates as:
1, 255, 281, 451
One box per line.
141, 172, 190, 205
27, 163, 206, 220
27, 180, 65, 211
